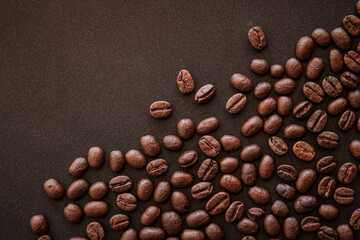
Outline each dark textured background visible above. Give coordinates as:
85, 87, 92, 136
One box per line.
0, 0, 359, 239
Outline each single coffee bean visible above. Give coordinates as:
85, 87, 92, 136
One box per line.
301, 216, 321, 232
177, 69, 195, 94
268, 136, 288, 155
219, 156, 239, 173
205, 223, 224, 240
140, 206, 160, 226
137, 178, 153, 201
349, 139, 360, 159
149, 101, 172, 119
38, 235, 51, 240
139, 227, 165, 240
258, 155, 274, 180
116, 193, 137, 211
306, 57, 324, 80
322, 76, 343, 98
181, 229, 205, 240
161, 211, 182, 235
348, 89, 360, 109
296, 36, 315, 61
30, 215, 48, 234
317, 131, 339, 148
89, 181, 107, 200
307, 110, 327, 133
240, 143, 262, 162
331, 27, 351, 51
241, 116, 263, 137
178, 150, 198, 168
270, 64, 285, 78
69, 157, 88, 178
274, 78, 296, 95
292, 141, 315, 161
237, 218, 259, 235
230, 73, 253, 92
293, 100, 313, 119
250, 58, 269, 75
177, 118, 195, 140
171, 171, 193, 188
248, 26, 266, 50
247, 207, 265, 220
219, 135, 241, 152
328, 97, 348, 116
350, 208, 360, 230
285, 58, 303, 79
109, 150, 125, 172
303, 82, 325, 103
225, 201, 245, 223
163, 135, 183, 151
248, 186, 270, 205
312, 28, 331, 47
198, 159, 218, 181
171, 191, 190, 214
330, 49, 344, 73
86, 222, 104, 240
334, 187, 355, 205
263, 214, 281, 237
340, 71, 359, 89
283, 124, 305, 139
275, 183, 296, 200
220, 174, 242, 194
293, 195, 318, 213
109, 213, 129, 230
271, 200, 289, 218
88, 146, 104, 169
120, 228, 137, 240
198, 135, 221, 157
146, 159, 168, 176
84, 201, 108, 218
109, 175, 132, 193
197, 117, 219, 134
125, 149, 146, 169
67, 179, 89, 200
253, 82, 272, 99
283, 217, 300, 240
277, 96, 292, 116
153, 181, 171, 203
195, 84, 216, 104
316, 156, 337, 173
338, 162, 358, 184
277, 164, 297, 181
241, 163, 257, 186
186, 210, 211, 228
141, 135, 161, 157
318, 226, 338, 240
317, 176, 336, 198
343, 15, 360, 36
191, 182, 213, 199
43, 178, 64, 200
339, 110, 356, 131
336, 224, 354, 240
226, 93, 247, 114
344, 51, 360, 73
257, 97, 276, 116
206, 192, 230, 215
263, 114, 283, 135
318, 204, 339, 220
295, 169, 317, 193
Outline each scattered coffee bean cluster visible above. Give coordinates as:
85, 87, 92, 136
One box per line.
30, 2, 360, 240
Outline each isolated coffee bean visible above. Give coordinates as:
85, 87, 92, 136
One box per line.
343, 15, 360, 36
171, 171, 193, 188
225, 201, 245, 223
89, 181, 107, 200
307, 110, 327, 133
116, 193, 137, 211
198, 159, 218, 181
348, 89, 360, 109
137, 178, 153, 201
258, 155, 274, 180
338, 162, 358, 184
161, 211, 182, 235
247, 207, 265, 220
253, 82, 272, 99
30, 215, 48, 234
248, 186, 270, 205
270, 64, 285, 78
230, 73, 253, 92
206, 192, 230, 215
141, 135, 160, 157
153, 181, 171, 203
186, 210, 210, 228
177, 69, 195, 94
318, 226, 338, 240
237, 218, 259, 235
248, 26, 266, 50
337, 224, 354, 240
197, 117, 219, 134
293, 100, 313, 119
349, 139, 360, 159
69, 157, 88, 178
109, 213, 129, 231
109, 175, 132, 193
219, 157, 239, 173
350, 208, 360, 230
139, 227, 165, 240
306, 57, 324, 80
312, 28, 331, 47
241, 116, 263, 137
67, 179, 89, 200
240, 144, 262, 162
340, 71, 359, 89
109, 150, 125, 173
257, 97, 276, 116
316, 156, 337, 173
195, 84, 216, 104
120, 228, 137, 240
277, 164, 297, 181
318, 204, 339, 220
263, 114, 283, 135
146, 159, 168, 176
274, 78, 296, 95
178, 150, 198, 168
226, 93, 247, 114
163, 135, 183, 151
219, 135, 241, 152
327, 97, 348, 115
317, 131, 339, 148
295, 169, 317, 193
250, 58, 269, 75
171, 191, 190, 214
317, 176, 336, 198
181, 229, 205, 240
283, 124, 305, 139
339, 110, 356, 131
285, 58, 303, 79
177, 118, 195, 140
331, 27, 351, 51
334, 187, 355, 205
301, 216, 321, 232
125, 149, 147, 169
191, 182, 213, 199
330, 49, 344, 72
277, 96, 292, 116
303, 82, 325, 103
241, 163, 257, 186
140, 206, 160, 226
84, 201, 108, 218
86, 222, 105, 240
198, 135, 221, 157
292, 141, 315, 161
263, 214, 281, 237
43, 178, 64, 200
149, 101, 172, 119
88, 146, 104, 168
205, 223, 224, 240
296, 36, 314, 60
293, 195, 318, 213
268, 136, 288, 155
344, 51, 360, 73
271, 200, 289, 218
283, 217, 300, 240
220, 174, 242, 194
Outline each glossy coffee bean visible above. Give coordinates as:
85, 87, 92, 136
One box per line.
195, 84, 216, 104
303, 82, 325, 103
171, 171, 193, 188
186, 210, 210, 228
230, 73, 253, 92
306, 57, 324, 80
277, 164, 297, 181
109, 150, 125, 172
248, 26, 266, 49
330, 49, 344, 73
120, 228, 137, 240
331, 27, 351, 51
258, 155, 274, 180
171, 191, 189, 214
161, 211, 182, 235
334, 187, 355, 205
250, 58, 269, 75
191, 182, 213, 200
141, 135, 160, 157
226, 93, 247, 114
146, 159, 168, 176
293, 195, 318, 213
241, 116, 263, 137
43, 178, 64, 200
237, 218, 259, 235
219, 157, 239, 173
181, 229, 205, 240
248, 186, 270, 205
318, 204, 339, 220
336, 224, 354, 240
163, 135, 183, 151
307, 110, 327, 133
270, 64, 285, 78
125, 149, 147, 169
30, 215, 48, 234
67, 179, 89, 200
317, 131, 339, 148
84, 201, 108, 218
89, 181, 107, 200
295, 169, 317, 193
178, 150, 198, 168
339, 110, 356, 131
176, 69, 195, 94
197, 117, 219, 134
241, 163, 257, 186
153, 181, 171, 203
225, 201, 244, 223
292, 141, 315, 161
140, 206, 160, 226
293, 100, 313, 119
343, 15, 360, 36
257, 97, 276, 116
349, 139, 360, 159
206, 192, 230, 215
177, 118, 195, 140
69, 157, 88, 178
198, 135, 221, 157
109, 175, 132, 193
284, 124, 305, 139
253, 82, 272, 99
263, 114, 283, 135
268, 136, 288, 155
86, 222, 105, 240
316, 156, 336, 173
340, 71, 359, 89
350, 208, 360, 230
296, 36, 314, 60
149, 101, 172, 119
323, 76, 343, 97
285, 58, 303, 79
240, 143, 262, 162
317, 176, 336, 198
348, 89, 360, 109
198, 159, 218, 181
312, 28, 330, 47
301, 216, 321, 232
338, 162, 358, 184
274, 78, 296, 95
219, 135, 241, 152
109, 213, 129, 231
116, 193, 137, 211
87, 146, 104, 169
139, 227, 165, 240
277, 96, 292, 116
263, 214, 281, 237
275, 183, 296, 200
137, 178, 153, 201
220, 174, 242, 194
318, 226, 338, 240
247, 207, 265, 220
344, 51, 360, 73
283, 217, 300, 240
205, 223, 224, 240
271, 200, 289, 218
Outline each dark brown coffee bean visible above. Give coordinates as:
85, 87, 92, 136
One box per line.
293, 100, 313, 119
109, 150, 125, 173
343, 15, 360, 36
295, 169, 317, 193
248, 186, 270, 205
283, 217, 300, 240
225, 201, 244, 223
141, 135, 161, 157
137, 178, 153, 201
146, 159, 168, 176
339, 110, 356, 131
248, 26, 266, 50
191, 182, 213, 200
274, 78, 296, 95
331, 27, 351, 51
89, 181, 107, 200
198, 159, 218, 181
348, 89, 360, 109
254, 82, 272, 99
268, 136, 288, 155
349, 139, 360, 159
296, 36, 315, 61
67, 179, 89, 200
318, 204, 339, 220
303, 82, 325, 103
257, 97, 276, 116
198, 135, 221, 157
285, 58, 303, 79
344, 51, 360, 73
163, 135, 183, 151
161, 211, 182, 235
230, 73, 253, 92
205, 223, 224, 240
330, 49, 344, 73
139, 227, 165, 240
153, 181, 171, 203
250, 58, 269, 75
140, 206, 160, 226
177, 118, 195, 140
241, 116, 263, 137
307, 110, 327, 133
120, 228, 137, 240
84, 201, 108, 218
337, 224, 354, 240
237, 218, 259, 235
177, 69, 195, 94
171, 171, 193, 188
277, 164, 298, 181
195, 84, 216, 104
177, 150, 198, 168
86, 222, 104, 240
316, 156, 337, 173
283, 124, 305, 139
30, 215, 48, 234
350, 208, 360, 230
317, 131, 339, 149
219, 135, 241, 152
263, 114, 283, 135
109, 175, 132, 193
322, 76, 343, 98
306, 57, 324, 80
294, 195, 318, 213
247, 207, 264, 220
241, 163, 257, 186
88, 146, 104, 169
317, 176, 336, 198
275, 183, 296, 200
171, 191, 190, 214
149, 101, 172, 119
292, 141, 315, 161
116, 193, 137, 211
334, 187, 355, 205
301, 216, 321, 232
125, 149, 146, 169
220, 174, 242, 194
43, 178, 64, 200
226, 93, 247, 114
270, 64, 285, 78
240, 143, 262, 162
197, 117, 219, 134
338, 162, 358, 184
38, 235, 51, 240
63, 203, 83, 223
109, 213, 129, 231
206, 192, 230, 215
340, 71, 359, 89
181, 229, 205, 240
219, 157, 239, 173
69, 157, 88, 178
318, 226, 338, 240
186, 210, 210, 228
258, 155, 274, 180
271, 200, 289, 218
277, 96, 292, 116
312, 28, 330, 47
263, 214, 281, 237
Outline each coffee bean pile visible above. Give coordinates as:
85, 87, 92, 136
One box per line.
30, 2, 360, 240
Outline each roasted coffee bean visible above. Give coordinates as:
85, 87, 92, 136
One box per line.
139, 227, 165, 240
219, 156, 239, 173
240, 143, 262, 162
296, 36, 315, 60
317, 131, 339, 148
258, 155, 274, 180
191, 182, 213, 199
230, 73, 253, 92
250, 58, 269, 75
343, 15, 360, 36
149, 101, 172, 119
89, 181, 107, 200
284, 124, 305, 139
336, 224, 354, 240
334, 187, 355, 205
257, 97, 276, 116
197, 117, 219, 134
178, 150, 198, 168
349, 139, 360, 159
285, 58, 303, 79
348, 89, 360, 109
331, 27, 351, 51
263, 214, 281, 237
318, 204, 339, 220
225, 201, 244, 223
69, 157, 88, 178
340, 71, 359, 89
146, 159, 168, 176
318, 226, 338, 240
306, 57, 324, 80
301, 216, 321, 232
283, 217, 300, 240
125, 149, 147, 169
274, 78, 296, 95
277, 164, 298, 181
161, 211, 182, 235
177, 69, 195, 94
198, 159, 218, 181
270, 64, 285, 78
171, 191, 190, 214
263, 114, 283, 135
67, 179, 89, 200
153, 181, 171, 203
268, 136, 288, 155
219, 135, 241, 152
307, 110, 327, 133
344, 51, 360, 73
43, 178, 64, 200
292, 141, 315, 161
339, 110, 356, 131
30, 215, 48, 234
293, 195, 318, 213
181, 229, 205, 240
247, 207, 265, 220
109, 150, 125, 172
241, 116, 263, 137
137, 178, 153, 201
186, 210, 210, 228
38, 235, 51, 240
195, 84, 216, 104
109, 213, 129, 231
171, 171, 193, 188
338, 162, 358, 184
177, 118, 195, 140
323, 76, 343, 97
141, 135, 161, 157
226, 93, 247, 114
84, 201, 108, 218
271, 200, 289, 218
109, 175, 132, 193
293, 100, 313, 119
312, 28, 330, 47
303, 82, 325, 103
198, 135, 221, 157
248, 26, 266, 50
253, 82, 272, 99
275, 183, 296, 200
220, 174, 242, 194
295, 169, 317, 193
316, 156, 337, 173
248, 186, 270, 205
206, 192, 230, 215
116, 193, 137, 211
277, 96, 292, 116
237, 218, 259, 235
163, 135, 183, 151
350, 208, 360, 230
87, 146, 104, 169
141, 206, 160, 226
241, 163, 257, 186
330, 49, 344, 73
205, 223, 224, 240
86, 222, 105, 240
317, 176, 336, 198
120, 228, 137, 240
